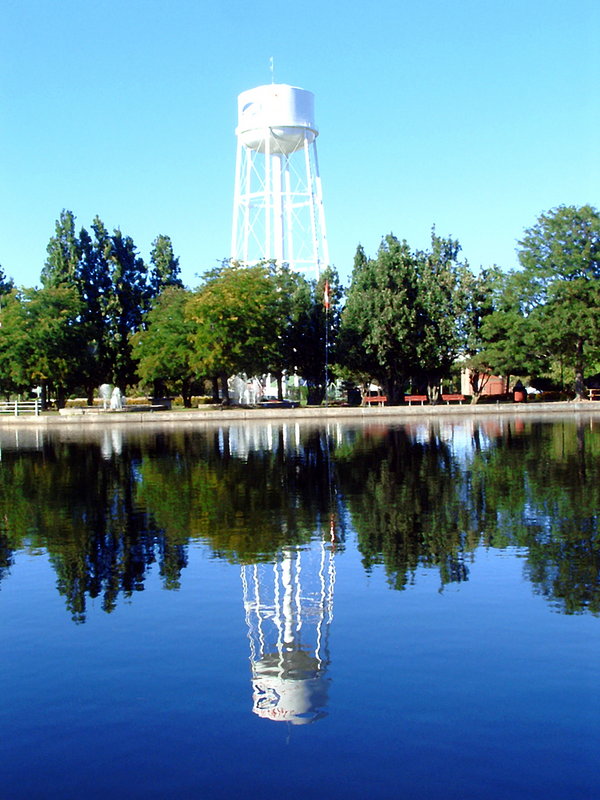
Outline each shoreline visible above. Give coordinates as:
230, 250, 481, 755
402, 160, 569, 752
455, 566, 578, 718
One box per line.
1, 400, 599, 427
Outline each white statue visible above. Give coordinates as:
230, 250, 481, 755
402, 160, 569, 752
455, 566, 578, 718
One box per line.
110, 386, 123, 410
99, 383, 112, 410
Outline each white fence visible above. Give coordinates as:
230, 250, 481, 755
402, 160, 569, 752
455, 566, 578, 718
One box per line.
0, 400, 41, 416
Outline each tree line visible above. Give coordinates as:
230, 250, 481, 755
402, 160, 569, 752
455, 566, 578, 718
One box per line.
0, 204, 598, 406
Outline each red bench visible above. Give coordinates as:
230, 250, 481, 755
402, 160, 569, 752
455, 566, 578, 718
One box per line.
404, 395, 428, 405
441, 394, 465, 404
364, 395, 388, 406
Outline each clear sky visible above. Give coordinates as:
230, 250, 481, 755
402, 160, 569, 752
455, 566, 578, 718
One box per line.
2, 0, 598, 290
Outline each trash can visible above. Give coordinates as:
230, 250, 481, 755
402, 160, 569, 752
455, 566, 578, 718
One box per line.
512, 380, 527, 403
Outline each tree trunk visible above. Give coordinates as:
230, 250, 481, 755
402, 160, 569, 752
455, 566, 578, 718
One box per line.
211, 377, 220, 403
574, 338, 585, 399
220, 374, 230, 402
40, 380, 48, 411
56, 386, 67, 409
469, 371, 491, 405
275, 371, 284, 401
182, 378, 192, 408
388, 378, 406, 406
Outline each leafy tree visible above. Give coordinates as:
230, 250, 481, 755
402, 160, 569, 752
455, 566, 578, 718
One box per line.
187, 261, 286, 399
105, 228, 149, 389
341, 232, 467, 403
149, 234, 183, 295
0, 264, 14, 295
480, 206, 600, 397
41, 209, 80, 288
518, 205, 600, 397
410, 232, 465, 400
131, 286, 197, 406
0, 290, 25, 396
0, 286, 85, 406
337, 245, 382, 395
72, 219, 115, 401
341, 236, 418, 403
39, 211, 184, 397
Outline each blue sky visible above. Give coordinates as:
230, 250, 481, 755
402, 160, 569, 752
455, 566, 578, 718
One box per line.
1, 0, 598, 290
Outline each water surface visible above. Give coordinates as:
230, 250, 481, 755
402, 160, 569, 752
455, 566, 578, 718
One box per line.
0, 416, 598, 799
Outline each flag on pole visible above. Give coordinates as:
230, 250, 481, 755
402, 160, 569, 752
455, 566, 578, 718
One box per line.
323, 279, 331, 310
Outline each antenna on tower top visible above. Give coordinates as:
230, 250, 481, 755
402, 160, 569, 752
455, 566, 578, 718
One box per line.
269, 56, 274, 83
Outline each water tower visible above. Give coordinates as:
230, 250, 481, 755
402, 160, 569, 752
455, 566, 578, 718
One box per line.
231, 84, 330, 278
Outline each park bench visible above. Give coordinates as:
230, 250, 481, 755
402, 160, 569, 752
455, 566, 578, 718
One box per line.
404, 395, 428, 406
588, 389, 600, 401
364, 395, 388, 407
441, 394, 465, 404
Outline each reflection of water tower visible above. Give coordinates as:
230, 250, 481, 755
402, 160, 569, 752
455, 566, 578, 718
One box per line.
241, 538, 336, 724
231, 84, 330, 278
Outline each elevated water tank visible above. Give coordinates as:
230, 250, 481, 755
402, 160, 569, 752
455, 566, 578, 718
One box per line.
236, 84, 317, 155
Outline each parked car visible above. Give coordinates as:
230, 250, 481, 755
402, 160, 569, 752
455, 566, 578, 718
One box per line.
257, 396, 299, 408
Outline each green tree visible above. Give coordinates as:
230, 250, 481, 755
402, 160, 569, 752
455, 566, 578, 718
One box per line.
40, 211, 185, 397
0, 286, 85, 406
480, 206, 600, 397
341, 236, 418, 403
104, 227, 149, 390
131, 286, 197, 406
187, 261, 285, 399
411, 232, 465, 400
518, 205, 600, 396
0, 264, 14, 295
0, 290, 25, 396
149, 234, 183, 295
41, 209, 80, 288
341, 232, 467, 403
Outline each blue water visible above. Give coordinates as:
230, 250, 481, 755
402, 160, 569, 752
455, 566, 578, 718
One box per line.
0, 418, 598, 799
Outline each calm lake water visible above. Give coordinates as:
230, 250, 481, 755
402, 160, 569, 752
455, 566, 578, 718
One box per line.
1, 415, 598, 799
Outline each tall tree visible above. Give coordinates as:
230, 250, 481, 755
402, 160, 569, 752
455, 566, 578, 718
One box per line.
148, 235, 183, 295
516, 205, 600, 397
76, 220, 114, 400
131, 286, 197, 406
341, 232, 466, 403
105, 228, 149, 390
341, 236, 419, 403
41, 210, 80, 288
411, 231, 465, 400
480, 206, 600, 397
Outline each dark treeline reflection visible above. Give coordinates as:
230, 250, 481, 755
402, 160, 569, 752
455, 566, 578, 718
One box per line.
0, 418, 598, 620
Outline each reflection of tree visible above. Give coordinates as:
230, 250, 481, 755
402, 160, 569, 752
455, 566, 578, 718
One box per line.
0, 533, 15, 586
334, 419, 600, 615
468, 419, 600, 614
135, 426, 343, 563
0, 418, 597, 619
0, 439, 186, 622
335, 425, 474, 590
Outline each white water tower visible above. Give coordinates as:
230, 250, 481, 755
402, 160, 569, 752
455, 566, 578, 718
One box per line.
231, 84, 330, 278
